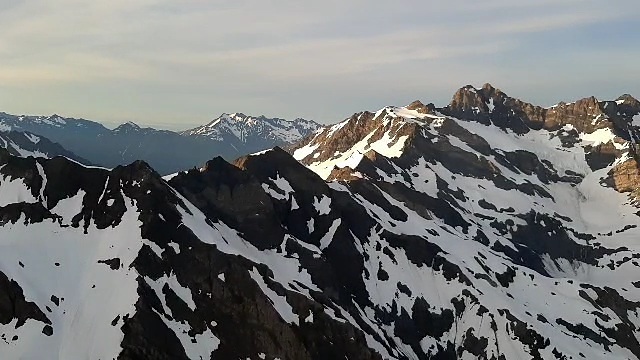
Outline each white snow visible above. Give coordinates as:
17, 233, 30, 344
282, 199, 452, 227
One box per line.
0, 173, 38, 206
319, 219, 341, 250
293, 143, 319, 161
186, 113, 320, 145
166, 272, 196, 310
249, 268, 298, 325
5, 140, 48, 158
304, 311, 314, 323
313, 195, 331, 215
261, 173, 295, 201
291, 196, 299, 210
297, 106, 427, 179
391, 107, 428, 120
250, 148, 272, 156
162, 172, 181, 181
337, 151, 364, 169
145, 240, 164, 258
325, 119, 349, 137
24, 133, 40, 144
307, 218, 315, 233
0, 190, 143, 360
168, 241, 180, 254
144, 272, 219, 358
35, 162, 47, 202
580, 128, 621, 148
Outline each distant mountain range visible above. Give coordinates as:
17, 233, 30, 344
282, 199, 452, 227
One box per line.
0, 112, 322, 174
182, 112, 321, 147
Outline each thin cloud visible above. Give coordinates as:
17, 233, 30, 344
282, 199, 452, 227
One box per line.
0, 0, 637, 125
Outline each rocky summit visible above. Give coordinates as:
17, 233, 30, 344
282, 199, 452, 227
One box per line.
1, 84, 640, 359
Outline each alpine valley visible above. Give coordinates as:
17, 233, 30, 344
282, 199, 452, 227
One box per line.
2, 84, 640, 359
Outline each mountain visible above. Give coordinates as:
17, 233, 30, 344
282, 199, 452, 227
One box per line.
0, 130, 89, 163
0, 112, 322, 175
181, 113, 322, 151
2, 84, 640, 359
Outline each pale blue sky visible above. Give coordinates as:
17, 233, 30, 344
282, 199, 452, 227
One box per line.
0, 0, 638, 129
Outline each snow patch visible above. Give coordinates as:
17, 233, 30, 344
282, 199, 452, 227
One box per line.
249, 268, 298, 325
319, 219, 341, 250
313, 195, 331, 215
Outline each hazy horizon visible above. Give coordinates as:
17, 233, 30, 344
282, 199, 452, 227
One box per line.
1, 0, 638, 130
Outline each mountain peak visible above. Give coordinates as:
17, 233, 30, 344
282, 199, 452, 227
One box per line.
234, 146, 299, 173
406, 100, 436, 114
222, 112, 248, 121
481, 82, 496, 91
574, 96, 602, 110
452, 83, 505, 101
446, 84, 493, 123
114, 121, 142, 132
616, 94, 640, 107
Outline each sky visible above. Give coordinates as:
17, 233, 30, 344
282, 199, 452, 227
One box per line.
0, 0, 639, 130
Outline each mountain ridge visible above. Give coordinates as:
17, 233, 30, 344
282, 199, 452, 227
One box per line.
181, 112, 321, 145
2, 84, 640, 359
291, 83, 639, 179
0, 130, 89, 164
0, 111, 322, 175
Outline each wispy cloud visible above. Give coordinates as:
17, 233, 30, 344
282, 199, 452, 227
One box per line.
0, 0, 638, 126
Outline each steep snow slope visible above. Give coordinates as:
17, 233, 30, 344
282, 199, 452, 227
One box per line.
0, 152, 224, 359
0, 149, 380, 359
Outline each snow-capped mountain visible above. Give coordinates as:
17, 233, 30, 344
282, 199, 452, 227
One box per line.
0, 130, 88, 163
2, 84, 640, 359
0, 113, 221, 174
182, 113, 322, 147
0, 112, 320, 175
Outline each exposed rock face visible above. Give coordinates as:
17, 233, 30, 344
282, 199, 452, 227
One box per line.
293, 83, 638, 180
442, 83, 639, 138
405, 100, 436, 114
606, 159, 640, 198
545, 96, 605, 132
0, 270, 50, 328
